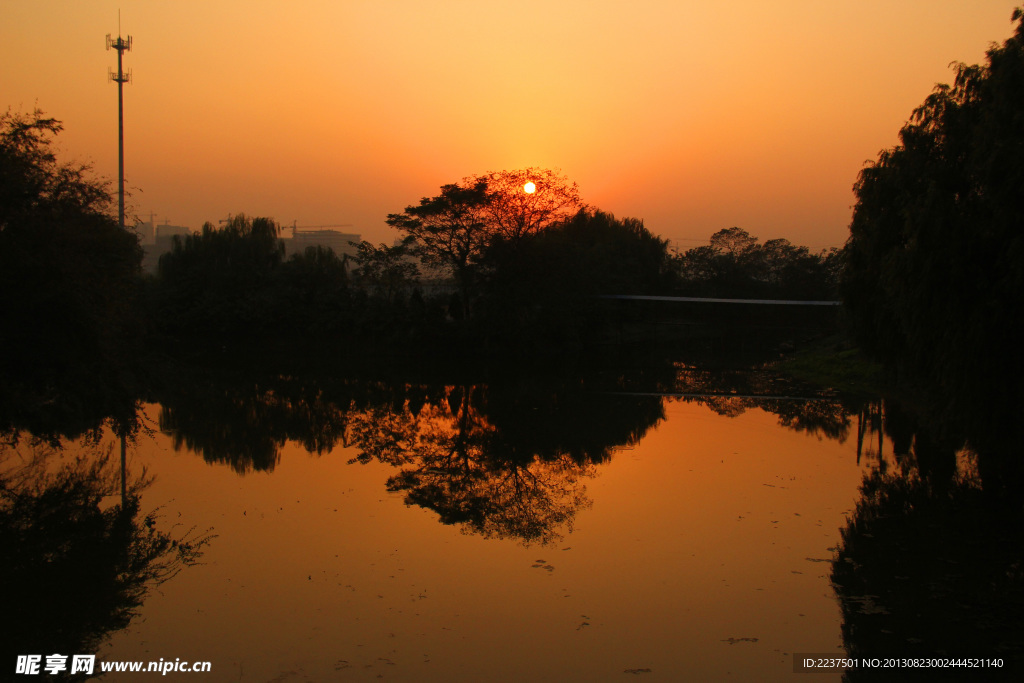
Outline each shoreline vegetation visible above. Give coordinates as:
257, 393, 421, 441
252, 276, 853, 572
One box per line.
775, 335, 887, 397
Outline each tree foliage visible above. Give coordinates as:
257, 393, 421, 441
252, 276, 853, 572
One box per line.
0, 112, 113, 228
675, 227, 840, 299
351, 236, 421, 304
477, 167, 583, 243
156, 214, 286, 334
481, 209, 676, 344
276, 245, 352, 333
385, 169, 584, 317
386, 181, 491, 316
0, 110, 142, 432
841, 9, 1024, 438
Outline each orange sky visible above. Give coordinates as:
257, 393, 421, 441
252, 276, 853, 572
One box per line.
3, 0, 1019, 249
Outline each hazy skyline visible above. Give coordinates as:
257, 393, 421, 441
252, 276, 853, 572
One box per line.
4, 0, 1019, 249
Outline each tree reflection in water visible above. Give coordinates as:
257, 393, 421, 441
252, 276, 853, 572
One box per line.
829, 401, 1023, 679
668, 363, 856, 442
0, 439, 212, 673
349, 383, 665, 545
151, 354, 672, 545
151, 354, 877, 547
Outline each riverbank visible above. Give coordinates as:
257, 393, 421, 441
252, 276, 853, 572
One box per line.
774, 334, 888, 396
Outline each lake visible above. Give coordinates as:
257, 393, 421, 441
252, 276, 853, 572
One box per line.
3, 351, 1015, 681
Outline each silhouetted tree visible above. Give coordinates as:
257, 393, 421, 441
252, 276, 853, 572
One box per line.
675, 227, 838, 299
386, 169, 585, 319
386, 181, 491, 318
476, 167, 583, 243
480, 209, 675, 345
0, 110, 143, 436
156, 213, 285, 335
842, 9, 1024, 449
276, 245, 351, 333
351, 236, 421, 304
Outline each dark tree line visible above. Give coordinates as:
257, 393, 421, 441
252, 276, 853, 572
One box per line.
151, 214, 441, 342
150, 207, 840, 352
674, 226, 841, 300
842, 9, 1024, 450
150, 169, 678, 349
155, 214, 286, 334
1, 103, 843, 432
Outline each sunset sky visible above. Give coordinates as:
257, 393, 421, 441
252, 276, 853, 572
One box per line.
3, 0, 1019, 249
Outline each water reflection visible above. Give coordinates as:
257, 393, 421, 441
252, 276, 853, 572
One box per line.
830, 400, 1023, 677
149, 355, 886, 548
7, 347, 1019, 677
662, 363, 856, 443
150, 352, 679, 477
348, 383, 663, 544
0, 438, 212, 672
154, 365, 350, 473
154, 361, 667, 543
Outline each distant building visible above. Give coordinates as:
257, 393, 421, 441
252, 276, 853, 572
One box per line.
285, 229, 361, 261
137, 217, 191, 273
132, 215, 155, 245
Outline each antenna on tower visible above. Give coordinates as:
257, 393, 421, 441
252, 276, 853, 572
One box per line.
106, 17, 133, 233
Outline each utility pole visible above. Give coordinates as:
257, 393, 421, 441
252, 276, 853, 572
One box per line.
107, 19, 132, 232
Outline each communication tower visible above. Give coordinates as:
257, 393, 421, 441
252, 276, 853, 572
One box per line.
106, 21, 132, 233
106, 19, 132, 505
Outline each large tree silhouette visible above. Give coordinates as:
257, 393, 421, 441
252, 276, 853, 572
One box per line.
385, 168, 583, 319
476, 167, 583, 243
841, 10, 1024, 450
156, 213, 286, 335
0, 110, 143, 439
386, 181, 491, 318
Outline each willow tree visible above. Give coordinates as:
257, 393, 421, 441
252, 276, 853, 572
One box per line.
842, 9, 1024, 445
156, 214, 285, 334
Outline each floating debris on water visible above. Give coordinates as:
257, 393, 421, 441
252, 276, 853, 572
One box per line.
722, 637, 759, 645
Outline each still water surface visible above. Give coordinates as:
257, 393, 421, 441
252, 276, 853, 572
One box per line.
89, 387, 877, 682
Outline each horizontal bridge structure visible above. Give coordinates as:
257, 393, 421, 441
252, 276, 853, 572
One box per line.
599, 295, 842, 306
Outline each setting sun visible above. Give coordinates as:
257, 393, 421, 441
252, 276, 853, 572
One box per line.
523, 182, 536, 194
